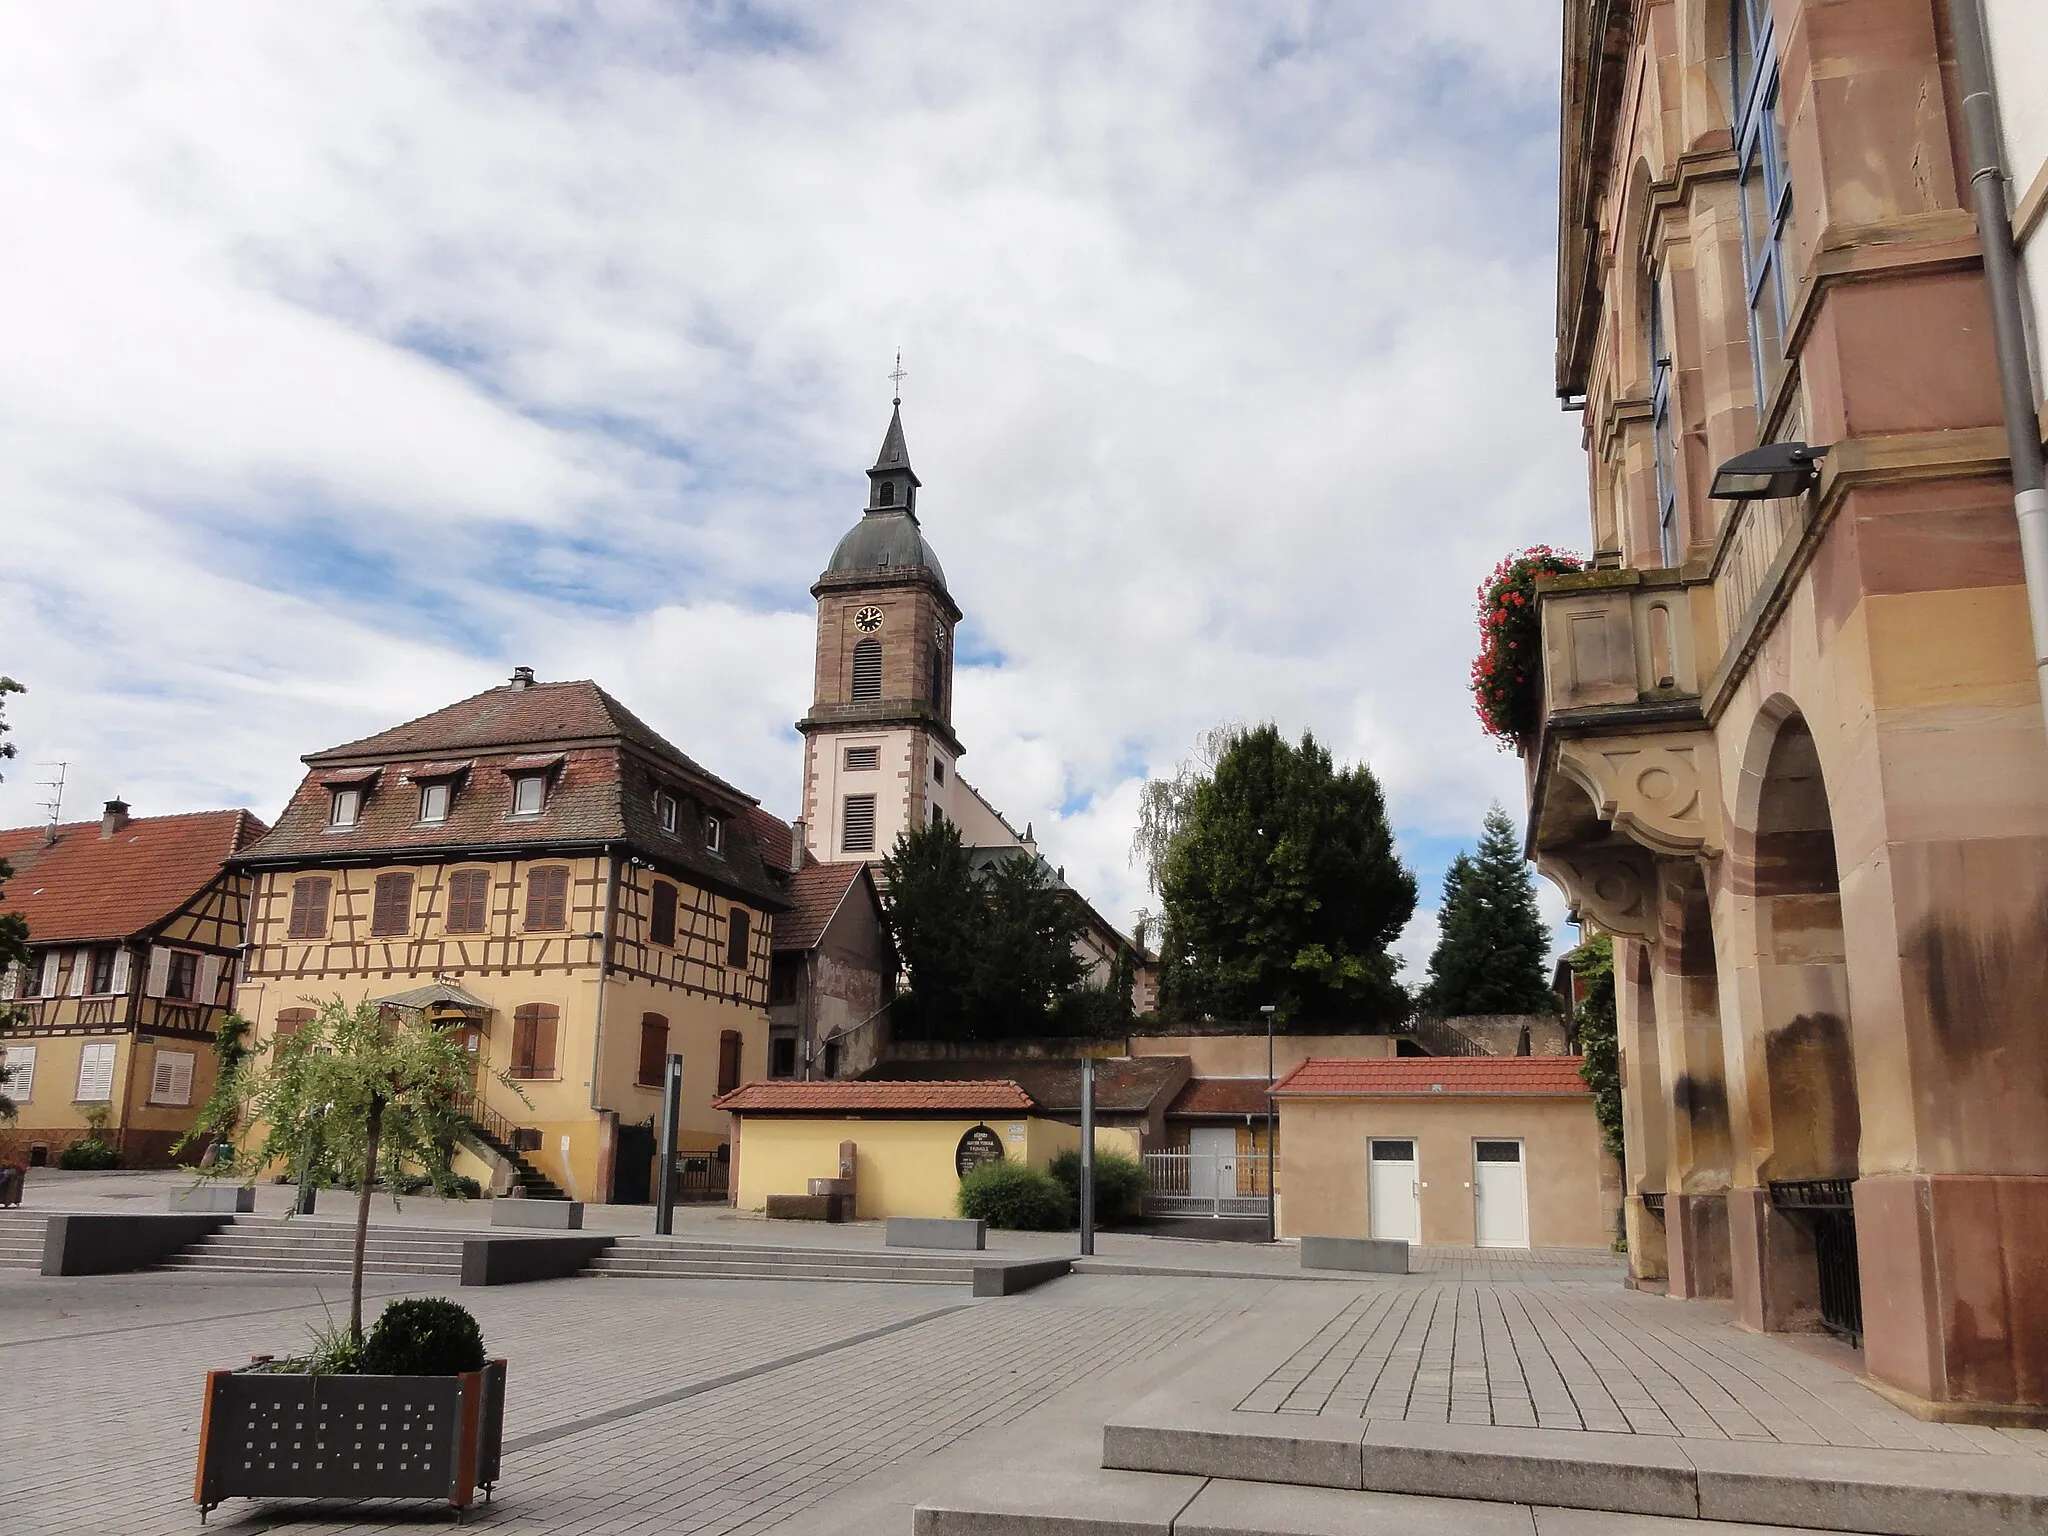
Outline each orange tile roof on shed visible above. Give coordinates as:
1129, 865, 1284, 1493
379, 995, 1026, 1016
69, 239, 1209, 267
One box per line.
1169, 1077, 1274, 1117
714, 1079, 1037, 1115
774, 861, 868, 952
1271, 1056, 1591, 1098
0, 809, 266, 944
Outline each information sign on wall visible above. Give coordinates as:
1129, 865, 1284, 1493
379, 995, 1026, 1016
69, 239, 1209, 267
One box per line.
955, 1124, 1005, 1179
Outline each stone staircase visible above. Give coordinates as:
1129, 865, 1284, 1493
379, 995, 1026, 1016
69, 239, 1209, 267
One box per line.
460, 1124, 570, 1201
0, 1211, 46, 1270
586, 1235, 978, 1285
153, 1220, 464, 1278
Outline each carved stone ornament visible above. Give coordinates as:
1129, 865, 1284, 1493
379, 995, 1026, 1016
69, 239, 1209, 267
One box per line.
1538, 846, 1658, 940
1555, 737, 1721, 856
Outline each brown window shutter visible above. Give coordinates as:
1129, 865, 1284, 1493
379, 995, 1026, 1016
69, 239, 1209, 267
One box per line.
371, 873, 414, 937
512, 1003, 559, 1078
525, 867, 568, 931
275, 1007, 314, 1042
638, 1013, 669, 1086
447, 870, 489, 933
650, 881, 678, 947
726, 909, 750, 970
717, 1029, 742, 1095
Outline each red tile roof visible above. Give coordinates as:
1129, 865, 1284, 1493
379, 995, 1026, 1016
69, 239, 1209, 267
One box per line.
1168, 1077, 1273, 1117
742, 805, 801, 875
0, 810, 266, 944
878, 1056, 1189, 1116
1271, 1057, 1591, 1098
774, 862, 869, 952
236, 679, 789, 910
714, 1079, 1037, 1115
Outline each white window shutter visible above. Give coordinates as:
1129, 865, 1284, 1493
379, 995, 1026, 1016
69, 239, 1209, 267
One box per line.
0, 961, 15, 1001
66, 951, 87, 996
38, 951, 59, 997
150, 1053, 176, 1103
197, 955, 223, 1007
145, 946, 171, 998
169, 1051, 194, 1105
110, 948, 131, 996
76, 1042, 116, 1102
5, 1045, 34, 1101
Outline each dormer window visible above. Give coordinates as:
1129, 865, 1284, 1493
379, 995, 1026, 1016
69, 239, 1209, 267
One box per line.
511, 775, 547, 817
418, 782, 451, 825
705, 814, 724, 857
656, 789, 680, 835
329, 787, 361, 829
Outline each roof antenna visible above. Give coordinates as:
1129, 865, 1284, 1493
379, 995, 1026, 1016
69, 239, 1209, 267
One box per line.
889, 350, 907, 406
35, 760, 66, 845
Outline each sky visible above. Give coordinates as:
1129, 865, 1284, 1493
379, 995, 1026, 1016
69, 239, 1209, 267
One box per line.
0, 1, 1584, 984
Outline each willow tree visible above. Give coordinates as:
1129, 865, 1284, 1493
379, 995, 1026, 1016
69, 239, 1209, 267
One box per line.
194, 997, 499, 1343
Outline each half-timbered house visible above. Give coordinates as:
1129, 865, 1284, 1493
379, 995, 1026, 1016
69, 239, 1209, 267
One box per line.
0, 801, 265, 1167
231, 670, 792, 1204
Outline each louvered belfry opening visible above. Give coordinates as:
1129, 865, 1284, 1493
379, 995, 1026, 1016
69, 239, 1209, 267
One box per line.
851, 636, 882, 703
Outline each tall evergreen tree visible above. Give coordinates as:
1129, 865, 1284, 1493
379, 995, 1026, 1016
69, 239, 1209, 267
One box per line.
1420, 803, 1555, 1017
1155, 725, 1415, 1026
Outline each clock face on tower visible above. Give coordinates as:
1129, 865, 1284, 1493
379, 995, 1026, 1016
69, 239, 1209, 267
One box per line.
854, 606, 884, 633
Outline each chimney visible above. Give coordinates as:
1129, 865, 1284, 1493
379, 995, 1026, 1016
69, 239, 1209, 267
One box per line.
100, 799, 131, 839
790, 818, 808, 870
509, 666, 536, 691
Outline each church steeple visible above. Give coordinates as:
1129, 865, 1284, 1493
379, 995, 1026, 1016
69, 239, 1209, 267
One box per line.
866, 400, 922, 515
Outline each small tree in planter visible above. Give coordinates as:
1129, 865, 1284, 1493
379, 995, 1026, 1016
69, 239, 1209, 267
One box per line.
1470, 546, 1585, 752
189, 998, 519, 1519
192, 996, 507, 1344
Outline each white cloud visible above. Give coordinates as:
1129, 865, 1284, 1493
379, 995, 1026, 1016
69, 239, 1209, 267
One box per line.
0, 1, 1581, 963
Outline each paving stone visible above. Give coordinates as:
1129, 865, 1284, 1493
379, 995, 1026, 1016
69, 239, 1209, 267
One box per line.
912, 1463, 1203, 1536
1532, 1509, 1835, 1535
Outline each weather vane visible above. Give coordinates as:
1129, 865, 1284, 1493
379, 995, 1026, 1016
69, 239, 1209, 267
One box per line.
889, 350, 907, 405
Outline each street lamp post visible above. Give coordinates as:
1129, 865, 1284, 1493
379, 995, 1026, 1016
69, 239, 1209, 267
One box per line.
1260, 1004, 1277, 1243
654, 1052, 682, 1237
1078, 1055, 1096, 1257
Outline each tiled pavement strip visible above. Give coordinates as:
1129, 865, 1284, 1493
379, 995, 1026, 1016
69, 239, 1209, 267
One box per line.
0, 1268, 1271, 1535
1238, 1275, 2048, 1459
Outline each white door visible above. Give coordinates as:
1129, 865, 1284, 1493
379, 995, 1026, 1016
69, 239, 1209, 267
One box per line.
1190, 1126, 1237, 1204
1473, 1139, 1529, 1248
1368, 1138, 1420, 1243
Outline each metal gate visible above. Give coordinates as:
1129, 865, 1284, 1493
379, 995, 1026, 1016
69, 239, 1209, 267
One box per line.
1768, 1178, 1862, 1345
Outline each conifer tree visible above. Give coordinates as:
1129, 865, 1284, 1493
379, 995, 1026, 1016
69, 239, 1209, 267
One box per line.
1420, 803, 1555, 1018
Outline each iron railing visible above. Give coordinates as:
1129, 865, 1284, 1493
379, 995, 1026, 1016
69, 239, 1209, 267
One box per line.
1406, 1016, 1491, 1058
1769, 1179, 1862, 1345
1640, 1192, 1665, 1219
1142, 1150, 1272, 1217
452, 1089, 526, 1153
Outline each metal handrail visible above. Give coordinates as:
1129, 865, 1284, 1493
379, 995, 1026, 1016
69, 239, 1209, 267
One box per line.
1407, 1015, 1491, 1058
453, 1088, 523, 1151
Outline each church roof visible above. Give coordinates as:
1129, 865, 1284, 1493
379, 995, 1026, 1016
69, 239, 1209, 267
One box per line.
824, 511, 948, 588
871, 400, 919, 480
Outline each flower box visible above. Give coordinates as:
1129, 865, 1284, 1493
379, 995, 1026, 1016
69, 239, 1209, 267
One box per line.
194, 1358, 505, 1521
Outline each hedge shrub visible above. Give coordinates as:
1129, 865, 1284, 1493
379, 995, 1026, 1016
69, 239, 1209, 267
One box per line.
361, 1296, 487, 1376
1048, 1148, 1147, 1222
956, 1159, 1070, 1230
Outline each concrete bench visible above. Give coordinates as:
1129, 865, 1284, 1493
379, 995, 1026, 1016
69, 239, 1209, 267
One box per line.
490, 1198, 584, 1229
767, 1193, 848, 1222
886, 1217, 986, 1251
168, 1184, 256, 1214
971, 1257, 1071, 1296
1301, 1235, 1409, 1274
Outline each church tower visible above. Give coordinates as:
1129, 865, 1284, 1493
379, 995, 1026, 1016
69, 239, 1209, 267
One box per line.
798, 400, 964, 865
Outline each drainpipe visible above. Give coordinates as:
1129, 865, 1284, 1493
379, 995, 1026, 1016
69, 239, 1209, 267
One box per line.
1949, 0, 2048, 737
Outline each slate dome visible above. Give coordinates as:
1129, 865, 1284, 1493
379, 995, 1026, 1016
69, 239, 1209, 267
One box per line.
824, 510, 948, 587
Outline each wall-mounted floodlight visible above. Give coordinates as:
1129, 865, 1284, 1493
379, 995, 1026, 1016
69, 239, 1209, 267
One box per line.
1709, 441, 1830, 500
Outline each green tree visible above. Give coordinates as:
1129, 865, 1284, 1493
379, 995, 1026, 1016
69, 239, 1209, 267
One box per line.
1154, 725, 1416, 1027
193, 997, 510, 1344
1419, 804, 1556, 1018
1567, 935, 1623, 1169
880, 820, 1092, 1040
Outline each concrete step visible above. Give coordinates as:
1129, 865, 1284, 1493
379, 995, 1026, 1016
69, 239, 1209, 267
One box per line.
915, 1470, 1847, 1535
1099, 1406, 2048, 1536
585, 1237, 975, 1284
0, 1215, 47, 1269
159, 1258, 462, 1276
586, 1260, 960, 1284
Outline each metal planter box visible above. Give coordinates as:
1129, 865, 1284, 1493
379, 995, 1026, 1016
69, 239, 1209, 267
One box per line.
195, 1359, 506, 1520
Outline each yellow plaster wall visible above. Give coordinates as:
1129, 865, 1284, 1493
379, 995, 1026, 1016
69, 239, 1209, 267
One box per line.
1277, 1096, 1616, 1249
731, 1113, 1123, 1220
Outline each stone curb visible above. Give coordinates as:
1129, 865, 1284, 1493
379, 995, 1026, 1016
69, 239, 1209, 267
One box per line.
1100, 1408, 2048, 1535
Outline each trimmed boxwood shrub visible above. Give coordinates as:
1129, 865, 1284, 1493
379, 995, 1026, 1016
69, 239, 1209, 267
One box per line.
361, 1297, 486, 1376
1049, 1148, 1147, 1222
57, 1136, 120, 1171
957, 1159, 1070, 1230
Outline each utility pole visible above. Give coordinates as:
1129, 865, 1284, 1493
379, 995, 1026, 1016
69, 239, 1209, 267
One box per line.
654, 1052, 682, 1237
1078, 1055, 1096, 1256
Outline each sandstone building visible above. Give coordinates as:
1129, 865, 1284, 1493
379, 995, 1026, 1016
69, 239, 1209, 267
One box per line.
1534, 0, 2048, 1417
